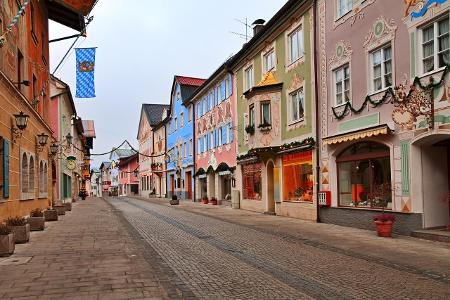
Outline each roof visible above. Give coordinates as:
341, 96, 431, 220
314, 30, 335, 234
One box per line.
82, 120, 96, 138
110, 148, 137, 160
100, 161, 111, 170
175, 76, 206, 87
180, 85, 200, 104
50, 75, 77, 115
46, 0, 96, 32
118, 153, 138, 166
229, 0, 311, 70
143, 104, 170, 126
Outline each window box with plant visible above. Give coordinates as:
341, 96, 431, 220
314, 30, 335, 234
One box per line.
64, 201, 72, 212
245, 124, 255, 135
258, 122, 272, 131
53, 204, 66, 216
44, 207, 58, 222
6, 217, 30, 244
28, 208, 45, 231
0, 224, 14, 256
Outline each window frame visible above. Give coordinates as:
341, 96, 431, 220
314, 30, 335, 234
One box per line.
179, 112, 184, 128
336, 0, 353, 19
263, 48, 276, 73
287, 25, 303, 65
260, 101, 271, 126
289, 87, 305, 124
333, 64, 351, 107
249, 105, 255, 127
244, 65, 254, 91
370, 43, 393, 93
419, 14, 450, 75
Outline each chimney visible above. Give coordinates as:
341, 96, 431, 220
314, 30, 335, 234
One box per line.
252, 19, 265, 36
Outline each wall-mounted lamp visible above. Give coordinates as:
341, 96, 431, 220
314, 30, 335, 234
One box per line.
11, 111, 30, 144
13, 80, 30, 87
36, 133, 49, 152
50, 143, 59, 156
164, 153, 170, 163
134, 169, 139, 177
66, 133, 73, 145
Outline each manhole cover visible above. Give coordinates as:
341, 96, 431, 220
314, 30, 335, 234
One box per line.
0, 256, 32, 266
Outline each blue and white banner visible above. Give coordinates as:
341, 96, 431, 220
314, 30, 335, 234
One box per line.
75, 48, 96, 98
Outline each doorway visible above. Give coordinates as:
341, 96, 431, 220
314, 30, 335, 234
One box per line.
170, 174, 175, 196
186, 171, 192, 200
266, 161, 275, 214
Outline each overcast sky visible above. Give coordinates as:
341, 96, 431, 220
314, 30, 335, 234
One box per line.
49, 0, 287, 167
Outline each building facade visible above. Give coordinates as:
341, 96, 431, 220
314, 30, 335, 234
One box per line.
137, 104, 169, 198
191, 64, 236, 203
118, 153, 139, 196
0, 0, 94, 221
166, 76, 205, 200
230, 0, 317, 220
317, 0, 450, 234
151, 115, 168, 198
99, 161, 112, 195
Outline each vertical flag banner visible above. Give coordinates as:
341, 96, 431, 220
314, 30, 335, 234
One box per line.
75, 48, 96, 98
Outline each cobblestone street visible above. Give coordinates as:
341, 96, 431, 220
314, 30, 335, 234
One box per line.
108, 197, 450, 300
1, 197, 450, 300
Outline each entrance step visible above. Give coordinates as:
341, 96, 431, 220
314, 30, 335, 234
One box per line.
411, 228, 450, 243
263, 211, 276, 216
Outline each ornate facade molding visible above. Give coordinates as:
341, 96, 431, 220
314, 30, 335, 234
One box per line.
363, 16, 397, 51
333, 0, 376, 30
328, 41, 352, 71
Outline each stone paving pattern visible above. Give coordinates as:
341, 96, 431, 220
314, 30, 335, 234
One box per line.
0, 199, 169, 300
109, 196, 450, 300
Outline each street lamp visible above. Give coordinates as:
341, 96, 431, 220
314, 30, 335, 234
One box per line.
133, 169, 139, 177
50, 143, 59, 156
14, 111, 30, 130
37, 133, 49, 147
164, 153, 170, 163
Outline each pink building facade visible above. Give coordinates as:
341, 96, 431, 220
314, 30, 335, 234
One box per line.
317, 0, 450, 234
118, 153, 139, 196
192, 66, 236, 202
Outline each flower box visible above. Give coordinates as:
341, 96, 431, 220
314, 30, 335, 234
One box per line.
28, 217, 45, 231
0, 234, 15, 257
54, 205, 66, 216
10, 224, 30, 244
64, 202, 72, 211
44, 209, 58, 221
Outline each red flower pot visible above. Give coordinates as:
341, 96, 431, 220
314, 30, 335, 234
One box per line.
211, 199, 218, 205
374, 220, 393, 237
203, 199, 209, 204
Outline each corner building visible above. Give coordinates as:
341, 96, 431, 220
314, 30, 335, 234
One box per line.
317, 0, 450, 234
230, 0, 317, 220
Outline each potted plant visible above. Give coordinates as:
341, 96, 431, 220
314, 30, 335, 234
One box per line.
0, 224, 14, 256
202, 196, 209, 204
369, 183, 395, 237
64, 201, 72, 212
79, 190, 88, 200
53, 203, 66, 216
44, 207, 58, 221
245, 124, 255, 135
6, 217, 30, 244
28, 208, 45, 231
258, 121, 272, 131
210, 197, 218, 205
170, 194, 179, 205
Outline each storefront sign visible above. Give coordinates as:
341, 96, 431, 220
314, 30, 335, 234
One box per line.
198, 174, 207, 179
218, 170, 231, 176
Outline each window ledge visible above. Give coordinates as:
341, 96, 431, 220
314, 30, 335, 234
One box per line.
418, 67, 446, 79
335, 206, 396, 212
368, 87, 391, 97
283, 200, 313, 204
332, 102, 351, 109
334, 10, 352, 23
288, 118, 305, 127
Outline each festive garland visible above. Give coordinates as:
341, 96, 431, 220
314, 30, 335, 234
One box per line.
332, 65, 450, 120
237, 137, 315, 161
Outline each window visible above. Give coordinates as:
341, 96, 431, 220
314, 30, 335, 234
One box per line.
180, 112, 184, 128
168, 122, 171, 135
242, 163, 262, 200
283, 152, 313, 202
202, 97, 207, 115
21, 153, 28, 194
290, 88, 304, 123
209, 91, 214, 109
188, 105, 192, 122
189, 139, 193, 156
249, 105, 255, 127
244, 65, 254, 91
218, 127, 223, 145
421, 16, 449, 74
263, 49, 276, 73
371, 44, 392, 92
210, 132, 214, 150
30, 2, 37, 42
174, 117, 177, 131
334, 65, 350, 106
288, 26, 303, 64
29, 156, 34, 195
184, 142, 187, 158
337, 142, 392, 209
17, 50, 24, 93
260, 102, 271, 126
337, 0, 353, 18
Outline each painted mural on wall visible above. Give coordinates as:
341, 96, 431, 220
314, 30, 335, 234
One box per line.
404, 0, 448, 19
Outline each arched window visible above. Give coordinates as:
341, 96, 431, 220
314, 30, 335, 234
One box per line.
43, 163, 48, 193
337, 142, 391, 209
29, 156, 35, 195
21, 153, 28, 193
39, 161, 44, 194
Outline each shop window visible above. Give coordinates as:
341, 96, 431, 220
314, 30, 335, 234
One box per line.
337, 142, 392, 209
283, 151, 313, 202
242, 163, 262, 200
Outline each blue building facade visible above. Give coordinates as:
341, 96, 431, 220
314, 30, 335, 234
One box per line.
166, 76, 205, 200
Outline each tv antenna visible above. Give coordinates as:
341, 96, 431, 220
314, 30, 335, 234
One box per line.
230, 18, 252, 42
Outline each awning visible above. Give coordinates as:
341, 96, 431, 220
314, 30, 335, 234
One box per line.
323, 125, 391, 145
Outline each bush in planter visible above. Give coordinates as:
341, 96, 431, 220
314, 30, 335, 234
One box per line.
44, 207, 58, 222
6, 217, 30, 244
64, 202, 72, 211
210, 197, 218, 205
53, 204, 66, 216
170, 194, 179, 205
28, 208, 45, 231
369, 183, 394, 237
202, 196, 209, 204
0, 224, 14, 257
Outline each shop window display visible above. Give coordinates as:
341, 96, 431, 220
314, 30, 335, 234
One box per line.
337, 142, 391, 209
283, 151, 313, 202
242, 163, 262, 200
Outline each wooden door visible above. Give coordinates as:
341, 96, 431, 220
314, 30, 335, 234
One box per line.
186, 172, 192, 200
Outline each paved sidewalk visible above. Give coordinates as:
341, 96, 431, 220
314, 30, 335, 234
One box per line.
0, 198, 169, 300
132, 196, 450, 278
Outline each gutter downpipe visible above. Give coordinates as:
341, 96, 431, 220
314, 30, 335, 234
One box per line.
313, 0, 321, 223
